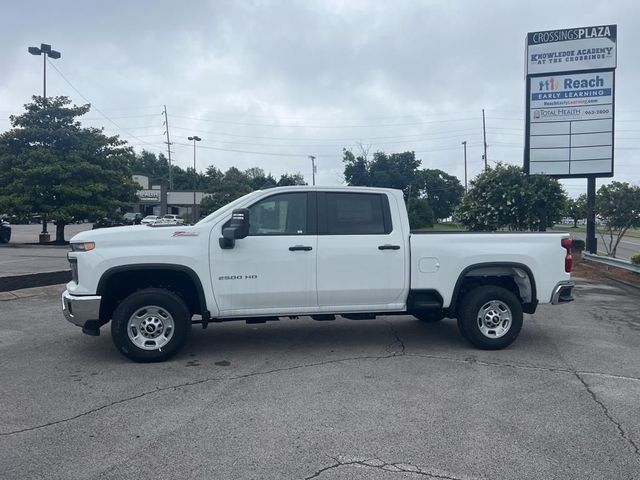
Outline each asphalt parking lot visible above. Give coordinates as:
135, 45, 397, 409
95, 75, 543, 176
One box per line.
0, 279, 639, 480
0, 223, 92, 277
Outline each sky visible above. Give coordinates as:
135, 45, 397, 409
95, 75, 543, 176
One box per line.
1, 0, 637, 197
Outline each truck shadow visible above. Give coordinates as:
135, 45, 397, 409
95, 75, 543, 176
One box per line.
181, 315, 468, 361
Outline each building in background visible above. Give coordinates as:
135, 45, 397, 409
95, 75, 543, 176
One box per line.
129, 174, 209, 220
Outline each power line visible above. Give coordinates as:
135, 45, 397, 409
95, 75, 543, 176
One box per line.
46, 59, 164, 153
166, 125, 482, 142
169, 141, 482, 158
170, 114, 480, 129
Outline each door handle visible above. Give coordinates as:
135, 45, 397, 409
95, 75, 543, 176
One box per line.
378, 244, 400, 250
289, 245, 313, 251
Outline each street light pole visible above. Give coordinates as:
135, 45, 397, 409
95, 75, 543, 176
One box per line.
188, 136, 201, 223
482, 108, 488, 170
28, 43, 61, 240
28, 43, 61, 100
461, 141, 468, 193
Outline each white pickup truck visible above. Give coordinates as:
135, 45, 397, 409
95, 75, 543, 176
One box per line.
62, 186, 574, 362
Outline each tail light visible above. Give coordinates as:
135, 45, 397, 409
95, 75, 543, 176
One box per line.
561, 237, 572, 273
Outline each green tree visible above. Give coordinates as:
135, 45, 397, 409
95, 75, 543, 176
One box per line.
343, 148, 438, 228
563, 194, 587, 228
245, 167, 277, 190
200, 167, 307, 215
407, 197, 434, 229
200, 167, 253, 215
455, 164, 566, 231
0, 96, 138, 243
277, 172, 306, 186
417, 169, 465, 221
596, 182, 640, 258
130, 150, 170, 181
343, 148, 421, 198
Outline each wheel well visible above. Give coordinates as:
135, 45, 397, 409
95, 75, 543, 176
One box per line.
451, 265, 535, 316
98, 268, 203, 322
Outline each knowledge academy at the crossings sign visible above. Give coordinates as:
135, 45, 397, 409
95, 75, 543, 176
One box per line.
527, 25, 616, 75
524, 25, 617, 178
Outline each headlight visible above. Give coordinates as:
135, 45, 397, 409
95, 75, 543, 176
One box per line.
70, 242, 95, 252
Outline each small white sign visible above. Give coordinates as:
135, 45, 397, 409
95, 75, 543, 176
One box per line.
137, 190, 161, 202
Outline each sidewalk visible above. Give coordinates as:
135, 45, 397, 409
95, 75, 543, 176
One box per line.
0, 223, 92, 290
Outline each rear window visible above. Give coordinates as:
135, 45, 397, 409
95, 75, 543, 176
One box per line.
324, 193, 390, 235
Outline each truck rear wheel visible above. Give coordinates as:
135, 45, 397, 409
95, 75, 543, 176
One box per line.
457, 286, 522, 350
111, 288, 191, 362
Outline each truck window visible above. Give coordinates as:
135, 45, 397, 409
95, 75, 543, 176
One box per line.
248, 192, 307, 235
324, 193, 390, 235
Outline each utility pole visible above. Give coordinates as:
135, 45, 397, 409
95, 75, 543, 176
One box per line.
482, 109, 488, 170
188, 136, 201, 224
309, 155, 316, 186
163, 105, 173, 190
461, 141, 468, 192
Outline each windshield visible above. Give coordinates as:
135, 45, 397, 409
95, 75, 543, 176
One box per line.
197, 190, 262, 225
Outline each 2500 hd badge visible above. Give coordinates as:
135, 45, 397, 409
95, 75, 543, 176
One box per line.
218, 275, 258, 280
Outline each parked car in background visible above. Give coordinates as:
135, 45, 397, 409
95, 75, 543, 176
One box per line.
140, 215, 163, 225
123, 212, 143, 225
162, 214, 185, 225
0, 219, 11, 243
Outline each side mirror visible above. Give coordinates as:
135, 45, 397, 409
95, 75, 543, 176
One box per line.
219, 208, 250, 249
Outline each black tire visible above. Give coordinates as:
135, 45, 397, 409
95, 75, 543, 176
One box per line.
111, 288, 191, 362
0, 229, 10, 244
457, 286, 523, 350
414, 311, 445, 323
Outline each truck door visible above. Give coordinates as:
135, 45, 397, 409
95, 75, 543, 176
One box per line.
211, 192, 318, 315
316, 192, 406, 310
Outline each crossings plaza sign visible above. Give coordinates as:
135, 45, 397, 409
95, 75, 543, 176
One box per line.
524, 25, 617, 178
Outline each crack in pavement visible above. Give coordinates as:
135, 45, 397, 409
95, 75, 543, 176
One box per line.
2, 339, 639, 439
532, 309, 640, 460
574, 372, 640, 457
305, 455, 472, 479
384, 320, 406, 356
0, 353, 399, 436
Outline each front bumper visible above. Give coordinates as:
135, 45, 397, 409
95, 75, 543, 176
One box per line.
62, 290, 102, 328
551, 281, 575, 304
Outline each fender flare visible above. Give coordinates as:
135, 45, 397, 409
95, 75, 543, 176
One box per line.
96, 264, 211, 326
448, 262, 537, 313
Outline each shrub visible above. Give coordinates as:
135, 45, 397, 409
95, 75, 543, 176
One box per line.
631, 252, 640, 265
572, 239, 585, 251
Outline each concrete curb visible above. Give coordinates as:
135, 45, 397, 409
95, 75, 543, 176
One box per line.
0, 270, 71, 292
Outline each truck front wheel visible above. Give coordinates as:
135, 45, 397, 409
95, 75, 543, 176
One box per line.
111, 288, 191, 362
457, 286, 523, 350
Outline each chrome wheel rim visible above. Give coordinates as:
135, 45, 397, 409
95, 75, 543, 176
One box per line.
127, 306, 175, 350
477, 300, 512, 339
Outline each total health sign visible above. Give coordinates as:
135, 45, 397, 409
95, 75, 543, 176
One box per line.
524, 25, 617, 178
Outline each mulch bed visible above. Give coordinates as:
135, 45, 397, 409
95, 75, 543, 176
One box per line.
573, 258, 640, 289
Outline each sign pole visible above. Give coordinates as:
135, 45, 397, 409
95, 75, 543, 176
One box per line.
586, 177, 597, 253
